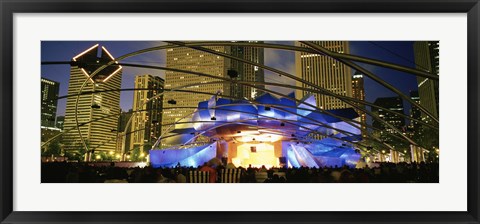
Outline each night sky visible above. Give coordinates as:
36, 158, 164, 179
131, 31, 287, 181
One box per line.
41, 41, 419, 125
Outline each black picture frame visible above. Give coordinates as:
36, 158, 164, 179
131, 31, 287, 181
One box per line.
1, 0, 479, 223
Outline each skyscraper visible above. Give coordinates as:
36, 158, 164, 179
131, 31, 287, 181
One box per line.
413, 41, 439, 119
41, 78, 60, 128
408, 90, 422, 139
62, 44, 122, 157
295, 41, 353, 110
117, 109, 132, 154
352, 71, 367, 136
130, 75, 164, 152
413, 41, 439, 152
372, 97, 406, 144
161, 43, 264, 146
229, 41, 265, 99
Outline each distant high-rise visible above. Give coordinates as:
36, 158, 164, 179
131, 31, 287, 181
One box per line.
62, 44, 122, 156
41, 78, 60, 128
413, 41, 439, 119
372, 97, 406, 143
56, 116, 65, 130
352, 71, 367, 136
130, 75, 164, 152
161, 43, 264, 146
409, 91, 422, 134
117, 109, 132, 153
229, 41, 265, 99
295, 41, 353, 110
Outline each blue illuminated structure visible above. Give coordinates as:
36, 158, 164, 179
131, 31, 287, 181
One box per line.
150, 92, 362, 168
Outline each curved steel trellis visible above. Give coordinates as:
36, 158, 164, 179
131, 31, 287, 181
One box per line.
161, 41, 438, 80
46, 63, 436, 131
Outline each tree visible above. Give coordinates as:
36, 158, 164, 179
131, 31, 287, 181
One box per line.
43, 140, 61, 156
131, 146, 141, 161
66, 140, 89, 161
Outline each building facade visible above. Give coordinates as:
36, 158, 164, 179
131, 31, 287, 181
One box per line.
413, 41, 439, 119
161, 43, 264, 146
229, 41, 265, 99
130, 75, 164, 153
117, 109, 132, 153
408, 90, 422, 139
295, 41, 353, 110
372, 97, 406, 143
62, 44, 122, 157
56, 116, 65, 130
351, 71, 367, 136
41, 78, 60, 128
413, 41, 439, 153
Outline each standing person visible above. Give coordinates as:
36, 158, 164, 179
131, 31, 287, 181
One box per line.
176, 170, 187, 183
199, 162, 217, 183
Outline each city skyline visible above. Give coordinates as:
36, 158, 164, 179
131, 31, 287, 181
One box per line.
41, 41, 419, 123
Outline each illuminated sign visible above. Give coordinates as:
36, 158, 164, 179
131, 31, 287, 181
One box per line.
71, 44, 122, 83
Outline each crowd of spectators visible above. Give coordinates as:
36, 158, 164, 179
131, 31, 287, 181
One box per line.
42, 161, 439, 183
